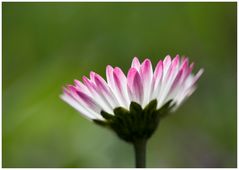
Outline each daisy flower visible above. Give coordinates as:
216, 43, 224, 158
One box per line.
60, 55, 203, 167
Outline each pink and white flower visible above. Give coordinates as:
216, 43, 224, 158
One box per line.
61, 55, 203, 120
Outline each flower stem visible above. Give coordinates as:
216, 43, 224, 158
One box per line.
133, 139, 147, 168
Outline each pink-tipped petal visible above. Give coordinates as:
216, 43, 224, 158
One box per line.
63, 85, 104, 120
131, 56, 141, 70
140, 59, 153, 79
94, 73, 109, 93
180, 58, 189, 74
132, 71, 144, 104
140, 59, 153, 106
153, 60, 163, 86
192, 68, 204, 85
127, 68, 137, 91
152, 60, 163, 99
113, 68, 123, 91
76, 90, 100, 111
94, 73, 119, 108
167, 55, 180, 80
158, 55, 182, 108
127, 68, 137, 102
172, 58, 189, 88
127, 68, 143, 104
83, 75, 113, 113
92, 72, 112, 97
154, 60, 163, 80
74, 79, 89, 94
181, 57, 189, 65
67, 85, 78, 96
113, 67, 130, 107
61, 94, 102, 120
106, 65, 114, 89
82, 76, 95, 92
170, 68, 183, 92
90, 71, 96, 81
171, 63, 203, 108
172, 55, 180, 68
63, 86, 72, 97
66, 85, 102, 114
163, 55, 172, 71
183, 62, 194, 82
106, 65, 127, 107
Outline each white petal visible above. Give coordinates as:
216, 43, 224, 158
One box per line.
82, 76, 113, 113
152, 60, 163, 100
139, 59, 153, 107
131, 57, 141, 71
60, 94, 103, 120
157, 55, 180, 108
112, 67, 130, 108
93, 73, 119, 111
127, 68, 144, 105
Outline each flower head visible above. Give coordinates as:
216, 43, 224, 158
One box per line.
61, 55, 203, 166
61, 55, 203, 122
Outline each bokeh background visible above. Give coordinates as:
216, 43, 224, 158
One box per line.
2, 2, 237, 168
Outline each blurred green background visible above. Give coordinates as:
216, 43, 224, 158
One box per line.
2, 2, 236, 168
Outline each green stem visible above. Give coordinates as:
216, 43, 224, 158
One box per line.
133, 139, 147, 168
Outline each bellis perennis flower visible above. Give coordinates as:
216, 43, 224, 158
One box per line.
61, 55, 203, 121
61, 55, 203, 168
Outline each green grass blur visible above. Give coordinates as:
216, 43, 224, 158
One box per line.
2, 2, 236, 168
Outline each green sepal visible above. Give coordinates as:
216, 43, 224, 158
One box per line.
157, 100, 175, 118
130, 102, 143, 114
144, 99, 157, 113
93, 99, 175, 143
113, 107, 129, 117
112, 107, 133, 140
101, 110, 114, 120
93, 119, 109, 127
143, 99, 158, 122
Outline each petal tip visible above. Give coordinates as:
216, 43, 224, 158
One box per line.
131, 57, 141, 69
106, 65, 113, 70
165, 54, 171, 59
133, 56, 140, 61
142, 58, 152, 64
74, 79, 80, 84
